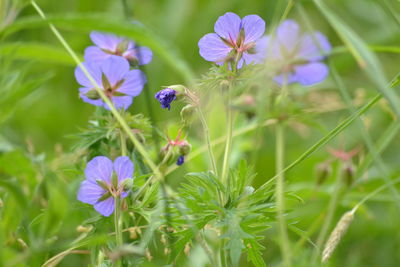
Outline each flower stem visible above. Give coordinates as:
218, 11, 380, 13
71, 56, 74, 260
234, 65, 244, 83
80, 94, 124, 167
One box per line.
30, 0, 162, 179
114, 196, 123, 267
275, 122, 291, 267
221, 92, 233, 185
120, 130, 127, 156
196, 107, 218, 176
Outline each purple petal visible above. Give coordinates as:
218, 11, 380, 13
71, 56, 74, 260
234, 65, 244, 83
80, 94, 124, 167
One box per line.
114, 156, 134, 182
242, 36, 269, 65
276, 20, 300, 53
84, 46, 111, 63
90, 31, 123, 52
198, 33, 232, 62
274, 72, 298, 85
77, 180, 106, 205
263, 35, 283, 60
298, 32, 332, 61
214, 12, 241, 42
74, 61, 102, 88
117, 69, 146, 97
108, 96, 133, 110
94, 197, 115, 217
294, 62, 329, 86
123, 46, 153, 65
85, 156, 113, 183
100, 56, 130, 87
241, 15, 265, 44
79, 87, 104, 107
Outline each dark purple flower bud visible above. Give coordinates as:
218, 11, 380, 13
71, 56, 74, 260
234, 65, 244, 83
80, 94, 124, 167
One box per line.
155, 88, 177, 110
176, 155, 185, 166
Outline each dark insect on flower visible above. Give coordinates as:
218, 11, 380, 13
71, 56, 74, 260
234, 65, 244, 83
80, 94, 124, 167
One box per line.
176, 155, 185, 166
77, 156, 134, 216
155, 88, 177, 110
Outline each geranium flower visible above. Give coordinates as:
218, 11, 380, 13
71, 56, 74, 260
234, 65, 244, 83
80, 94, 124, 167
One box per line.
84, 31, 153, 66
265, 20, 332, 86
77, 156, 134, 217
75, 55, 146, 110
198, 12, 267, 69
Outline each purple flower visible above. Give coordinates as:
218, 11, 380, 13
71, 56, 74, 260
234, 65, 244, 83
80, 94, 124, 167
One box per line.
198, 12, 267, 69
75, 55, 146, 110
77, 156, 134, 217
154, 88, 177, 110
265, 20, 332, 86
84, 31, 153, 66
176, 155, 185, 166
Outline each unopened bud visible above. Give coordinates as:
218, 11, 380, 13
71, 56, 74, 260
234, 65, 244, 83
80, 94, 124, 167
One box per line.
17, 238, 28, 249
220, 80, 230, 91
342, 164, 355, 186
243, 186, 255, 195
85, 89, 100, 100
121, 178, 133, 191
316, 163, 332, 186
184, 243, 191, 255
160, 234, 167, 245
129, 227, 138, 239
180, 104, 195, 125
179, 141, 192, 156
76, 225, 93, 233
164, 247, 171, 255
145, 249, 153, 261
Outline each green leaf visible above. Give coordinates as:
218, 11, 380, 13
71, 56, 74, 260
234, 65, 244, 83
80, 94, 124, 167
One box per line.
0, 42, 75, 65
313, 0, 400, 117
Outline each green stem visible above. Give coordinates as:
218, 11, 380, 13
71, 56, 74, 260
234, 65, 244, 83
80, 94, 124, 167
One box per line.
114, 197, 122, 267
221, 91, 233, 185
30, 1, 161, 179
196, 106, 218, 175
256, 93, 382, 193
120, 130, 127, 156
312, 165, 343, 262
275, 122, 291, 267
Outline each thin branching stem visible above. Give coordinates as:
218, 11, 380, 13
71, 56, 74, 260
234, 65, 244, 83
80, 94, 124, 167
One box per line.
30, 0, 162, 179
196, 106, 218, 176
114, 197, 123, 267
221, 90, 233, 185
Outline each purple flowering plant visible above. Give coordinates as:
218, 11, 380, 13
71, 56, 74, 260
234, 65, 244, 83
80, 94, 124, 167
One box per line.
75, 55, 146, 110
77, 156, 133, 216
266, 20, 332, 86
24, 2, 379, 265
198, 12, 267, 69
85, 31, 153, 66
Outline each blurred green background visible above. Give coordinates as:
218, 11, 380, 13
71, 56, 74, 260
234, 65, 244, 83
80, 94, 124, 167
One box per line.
1, 0, 400, 266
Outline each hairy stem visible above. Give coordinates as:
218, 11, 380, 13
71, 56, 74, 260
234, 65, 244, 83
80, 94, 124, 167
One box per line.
30, 0, 161, 179
120, 130, 127, 156
275, 122, 291, 267
196, 106, 218, 175
221, 92, 233, 185
114, 197, 122, 267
